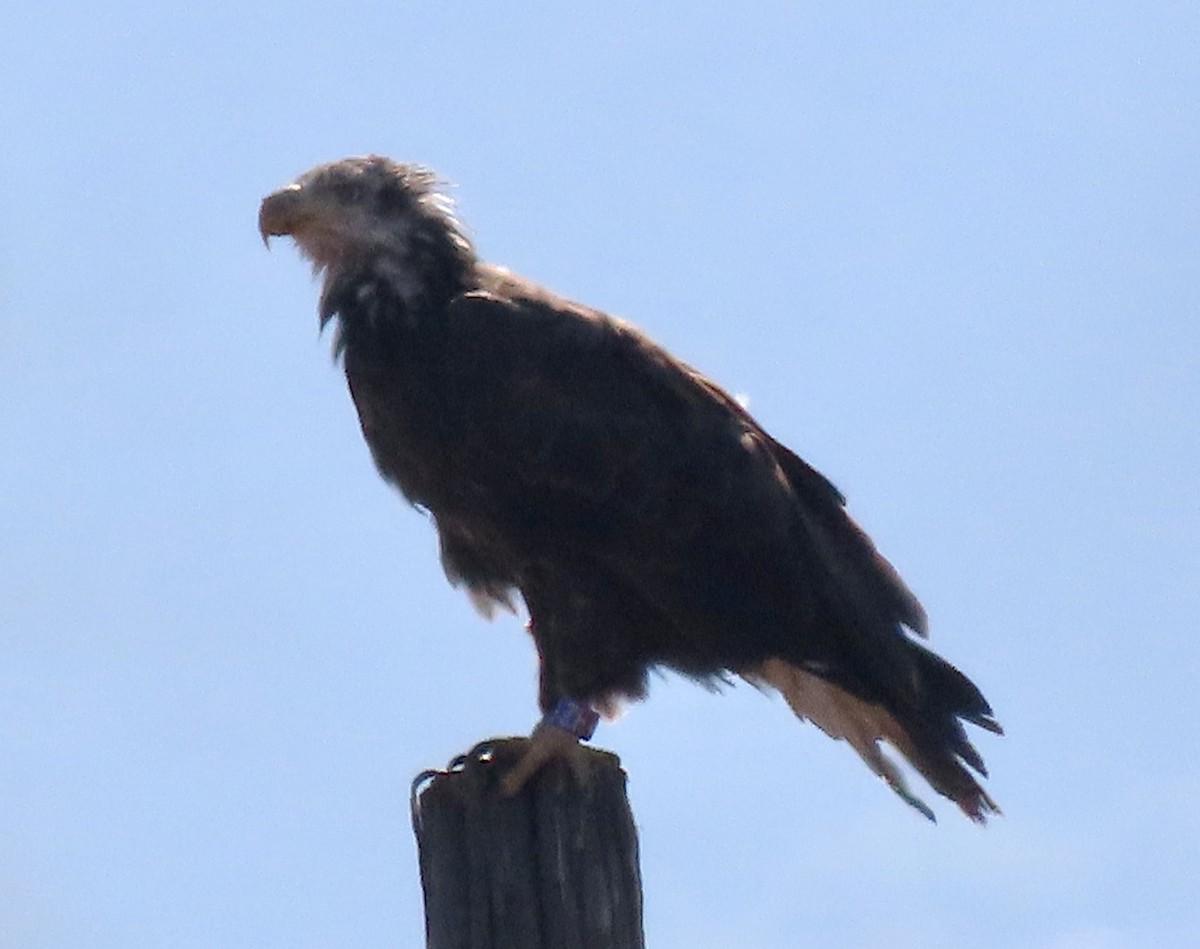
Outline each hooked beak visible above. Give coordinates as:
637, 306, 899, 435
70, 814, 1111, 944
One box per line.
258, 182, 305, 248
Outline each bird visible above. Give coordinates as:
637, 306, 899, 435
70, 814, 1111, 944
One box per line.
259, 155, 1002, 822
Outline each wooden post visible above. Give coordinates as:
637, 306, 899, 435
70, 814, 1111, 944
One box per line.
410, 737, 645, 949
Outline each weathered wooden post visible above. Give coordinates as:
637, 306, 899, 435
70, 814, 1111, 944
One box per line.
410, 737, 645, 949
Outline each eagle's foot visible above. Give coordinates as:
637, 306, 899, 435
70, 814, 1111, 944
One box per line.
500, 698, 600, 796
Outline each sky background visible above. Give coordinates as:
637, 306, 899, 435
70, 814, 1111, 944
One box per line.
2, 2, 1198, 947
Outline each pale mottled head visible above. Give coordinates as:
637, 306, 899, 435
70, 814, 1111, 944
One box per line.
259, 155, 475, 311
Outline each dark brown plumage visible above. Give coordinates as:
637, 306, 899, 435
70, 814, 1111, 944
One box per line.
259, 155, 1001, 821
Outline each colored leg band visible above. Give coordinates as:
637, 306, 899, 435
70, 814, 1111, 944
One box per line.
545, 697, 600, 741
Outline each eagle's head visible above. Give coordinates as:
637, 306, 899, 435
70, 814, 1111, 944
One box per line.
259, 155, 475, 317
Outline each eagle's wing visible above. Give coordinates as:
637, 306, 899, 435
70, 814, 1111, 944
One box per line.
435, 286, 917, 661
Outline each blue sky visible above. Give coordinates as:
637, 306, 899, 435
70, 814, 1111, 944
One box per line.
2, 2, 1197, 946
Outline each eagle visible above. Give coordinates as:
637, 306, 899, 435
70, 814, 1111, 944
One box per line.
259, 156, 1001, 822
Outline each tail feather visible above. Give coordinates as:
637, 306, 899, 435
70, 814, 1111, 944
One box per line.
915, 644, 1003, 737
750, 657, 1000, 823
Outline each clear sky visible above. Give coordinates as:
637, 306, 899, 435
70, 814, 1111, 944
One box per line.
2, 2, 1197, 947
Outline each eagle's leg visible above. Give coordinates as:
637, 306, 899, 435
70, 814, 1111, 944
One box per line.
500, 697, 600, 796
500, 589, 612, 795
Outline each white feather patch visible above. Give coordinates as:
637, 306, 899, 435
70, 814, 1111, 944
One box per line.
746, 658, 935, 821
466, 585, 517, 620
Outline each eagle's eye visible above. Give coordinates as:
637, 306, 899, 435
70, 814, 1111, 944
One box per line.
331, 178, 367, 204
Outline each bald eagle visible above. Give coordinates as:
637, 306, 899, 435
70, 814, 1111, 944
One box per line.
259, 156, 1001, 822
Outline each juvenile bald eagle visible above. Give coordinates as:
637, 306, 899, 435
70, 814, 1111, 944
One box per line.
259, 156, 1001, 821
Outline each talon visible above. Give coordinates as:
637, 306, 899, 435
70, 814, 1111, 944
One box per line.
500, 724, 583, 795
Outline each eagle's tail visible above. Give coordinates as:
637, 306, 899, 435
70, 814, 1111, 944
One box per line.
750, 653, 1002, 823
